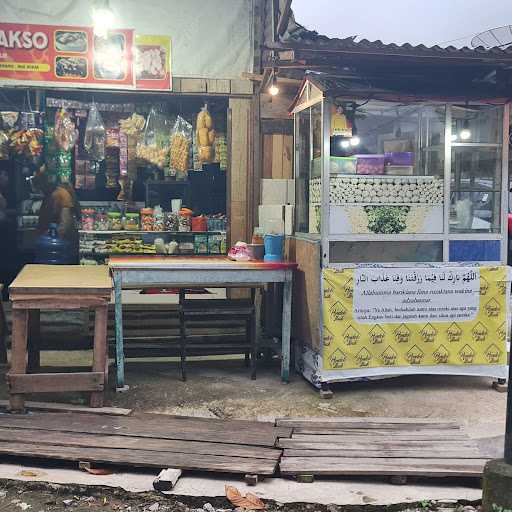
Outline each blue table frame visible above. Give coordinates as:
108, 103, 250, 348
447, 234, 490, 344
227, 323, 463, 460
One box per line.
109, 256, 296, 390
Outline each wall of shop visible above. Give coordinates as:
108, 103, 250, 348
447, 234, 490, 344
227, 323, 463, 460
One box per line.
2, 0, 255, 81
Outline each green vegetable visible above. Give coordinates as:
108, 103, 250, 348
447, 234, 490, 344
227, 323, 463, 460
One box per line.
365, 206, 410, 234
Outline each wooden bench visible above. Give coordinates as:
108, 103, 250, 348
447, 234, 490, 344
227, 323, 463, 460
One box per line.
179, 289, 262, 381
8, 265, 112, 412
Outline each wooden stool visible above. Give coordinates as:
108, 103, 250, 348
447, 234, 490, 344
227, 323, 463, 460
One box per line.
8, 265, 112, 412
0, 284, 7, 364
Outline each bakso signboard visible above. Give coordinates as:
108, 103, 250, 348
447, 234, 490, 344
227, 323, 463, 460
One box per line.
0, 23, 135, 88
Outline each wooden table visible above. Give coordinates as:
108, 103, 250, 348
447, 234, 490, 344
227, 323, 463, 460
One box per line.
109, 256, 297, 390
8, 265, 112, 412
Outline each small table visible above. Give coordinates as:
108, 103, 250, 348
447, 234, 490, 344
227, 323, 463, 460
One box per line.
8, 265, 112, 412
109, 256, 297, 390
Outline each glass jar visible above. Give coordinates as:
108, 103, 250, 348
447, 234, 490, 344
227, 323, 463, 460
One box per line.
81, 208, 96, 231
95, 210, 109, 231
124, 213, 140, 231
140, 208, 154, 231
165, 211, 179, 231
108, 212, 123, 231
178, 212, 191, 232
154, 209, 165, 232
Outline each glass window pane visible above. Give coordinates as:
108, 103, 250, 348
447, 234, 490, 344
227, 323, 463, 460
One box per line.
309, 103, 322, 234
451, 105, 502, 144
450, 146, 502, 233
449, 240, 501, 262
329, 241, 443, 263
295, 108, 311, 233
328, 101, 445, 235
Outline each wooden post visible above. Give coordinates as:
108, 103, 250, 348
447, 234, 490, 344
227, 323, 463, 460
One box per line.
0, 292, 7, 364
90, 305, 107, 407
9, 309, 29, 412
27, 310, 40, 372
179, 289, 187, 382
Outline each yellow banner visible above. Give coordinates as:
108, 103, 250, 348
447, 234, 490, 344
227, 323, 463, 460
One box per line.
322, 266, 508, 370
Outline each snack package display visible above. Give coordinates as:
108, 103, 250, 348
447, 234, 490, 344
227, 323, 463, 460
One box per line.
54, 108, 78, 151
119, 113, 146, 137
84, 103, 106, 161
228, 241, 251, 261
136, 107, 170, 169
196, 104, 215, 164
170, 115, 192, 173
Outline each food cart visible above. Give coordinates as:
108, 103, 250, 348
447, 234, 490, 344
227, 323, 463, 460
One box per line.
289, 72, 510, 392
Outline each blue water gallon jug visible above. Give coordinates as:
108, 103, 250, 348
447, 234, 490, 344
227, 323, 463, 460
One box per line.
264, 234, 284, 262
34, 223, 74, 265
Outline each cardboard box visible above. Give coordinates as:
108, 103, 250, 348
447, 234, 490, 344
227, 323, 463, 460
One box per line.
261, 179, 288, 205
284, 204, 294, 235
261, 179, 295, 205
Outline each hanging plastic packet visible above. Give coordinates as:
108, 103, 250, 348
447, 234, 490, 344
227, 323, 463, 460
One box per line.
54, 108, 78, 151
170, 115, 192, 173
196, 104, 215, 164
9, 110, 44, 160
84, 103, 106, 161
136, 107, 170, 169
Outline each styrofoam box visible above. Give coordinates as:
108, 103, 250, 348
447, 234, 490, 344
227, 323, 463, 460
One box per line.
261, 180, 288, 205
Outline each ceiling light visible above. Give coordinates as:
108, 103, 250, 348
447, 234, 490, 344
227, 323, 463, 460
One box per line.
92, 0, 115, 38
459, 119, 471, 141
350, 135, 361, 146
268, 72, 279, 96
451, 134, 458, 142
340, 139, 350, 149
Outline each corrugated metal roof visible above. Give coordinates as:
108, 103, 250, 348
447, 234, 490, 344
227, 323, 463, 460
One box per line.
282, 23, 512, 61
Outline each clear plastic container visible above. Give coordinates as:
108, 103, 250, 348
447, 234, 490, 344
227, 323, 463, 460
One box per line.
81, 208, 96, 231
124, 213, 140, 231
108, 212, 122, 231
140, 208, 154, 231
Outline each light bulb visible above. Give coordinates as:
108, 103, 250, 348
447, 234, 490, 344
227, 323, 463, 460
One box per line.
459, 128, 471, 140
340, 139, 350, 149
269, 84, 279, 96
92, 1, 115, 38
451, 134, 458, 142
459, 119, 471, 141
350, 135, 361, 146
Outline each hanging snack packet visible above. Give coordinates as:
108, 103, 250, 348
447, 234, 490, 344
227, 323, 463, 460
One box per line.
196, 104, 215, 164
136, 107, 170, 169
170, 115, 192, 173
54, 108, 78, 151
84, 103, 106, 161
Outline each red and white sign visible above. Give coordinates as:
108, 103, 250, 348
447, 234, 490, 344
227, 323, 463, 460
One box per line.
0, 23, 134, 88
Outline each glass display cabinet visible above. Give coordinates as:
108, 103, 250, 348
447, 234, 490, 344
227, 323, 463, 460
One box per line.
289, 75, 510, 392
292, 77, 509, 266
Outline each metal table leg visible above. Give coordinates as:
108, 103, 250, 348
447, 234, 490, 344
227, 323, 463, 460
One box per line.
114, 271, 128, 392
281, 276, 292, 383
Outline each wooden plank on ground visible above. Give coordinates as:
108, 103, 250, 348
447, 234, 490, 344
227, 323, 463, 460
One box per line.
279, 456, 488, 477
276, 418, 460, 429
0, 400, 132, 416
279, 439, 479, 450
292, 428, 465, 437
8, 373, 104, 393
0, 428, 280, 460
0, 412, 280, 447
283, 448, 483, 459
0, 441, 278, 475
280, 435, 471, 445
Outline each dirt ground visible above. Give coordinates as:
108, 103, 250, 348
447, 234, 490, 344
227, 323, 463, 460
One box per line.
0, 478, 481, 512
0, 351, 508, 433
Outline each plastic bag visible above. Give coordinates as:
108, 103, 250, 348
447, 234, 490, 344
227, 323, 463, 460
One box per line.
136, 107, 170, 169
227, 241, 251, 261
196, 104, 215, 164
84, 103, 106, 161
54, 108, 78, 151
170, 115, 192, 173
